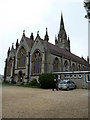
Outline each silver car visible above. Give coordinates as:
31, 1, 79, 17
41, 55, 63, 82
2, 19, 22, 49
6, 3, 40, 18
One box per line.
58, 80, 77, 90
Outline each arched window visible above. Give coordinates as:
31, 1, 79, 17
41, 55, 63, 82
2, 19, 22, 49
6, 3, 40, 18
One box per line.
72, 63, 75, 71
7, 58, 12, 76
17, 47, 26, 68
77, 64, 80, 71
83, 65, 85, 71
53, 58, 59, 72
64, 60, 68, 71
32, 50, 42, 74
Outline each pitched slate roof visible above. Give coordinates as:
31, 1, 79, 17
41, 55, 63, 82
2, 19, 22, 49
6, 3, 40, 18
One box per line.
25, 36, 31, 46
47, 42, 87, 65
24, 36, 87, 65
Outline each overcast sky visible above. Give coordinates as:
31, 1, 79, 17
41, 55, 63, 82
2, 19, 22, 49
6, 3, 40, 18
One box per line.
0, 0, 88, 75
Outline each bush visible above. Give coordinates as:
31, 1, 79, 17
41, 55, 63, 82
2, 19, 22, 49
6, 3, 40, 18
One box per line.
39, 73, 54, 89
2, 80, 9, 84
29, 79, 40, 87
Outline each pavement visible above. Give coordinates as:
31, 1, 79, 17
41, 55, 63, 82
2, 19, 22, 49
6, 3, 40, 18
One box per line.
2, 86, 88, 118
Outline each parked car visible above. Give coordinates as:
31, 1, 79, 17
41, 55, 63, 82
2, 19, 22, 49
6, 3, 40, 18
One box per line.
58, 80, 77, 90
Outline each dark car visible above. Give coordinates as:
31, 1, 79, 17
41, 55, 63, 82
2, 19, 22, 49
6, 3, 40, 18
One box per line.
58, 80, 77, 90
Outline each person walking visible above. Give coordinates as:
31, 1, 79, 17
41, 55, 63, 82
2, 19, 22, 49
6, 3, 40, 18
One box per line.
52, 78, 58, 91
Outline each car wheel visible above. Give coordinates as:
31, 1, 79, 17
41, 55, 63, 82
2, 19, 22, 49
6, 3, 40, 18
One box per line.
67, 87, 69, 91
74, 85, 76, 89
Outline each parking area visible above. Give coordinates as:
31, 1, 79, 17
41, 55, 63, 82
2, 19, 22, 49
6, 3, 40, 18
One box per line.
2, 86, 88, 118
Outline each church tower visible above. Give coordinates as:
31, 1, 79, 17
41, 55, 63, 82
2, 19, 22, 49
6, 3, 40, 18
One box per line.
55, 13, 70, 52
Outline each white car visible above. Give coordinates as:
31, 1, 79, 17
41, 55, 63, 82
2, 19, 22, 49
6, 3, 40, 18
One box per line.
58, 80, 77, 90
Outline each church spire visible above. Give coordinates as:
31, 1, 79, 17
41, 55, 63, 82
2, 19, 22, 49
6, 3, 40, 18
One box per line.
60, 12, 65, 30
55, 12, 70, 52
58, 12, 67, 39
58, 12, 67, 40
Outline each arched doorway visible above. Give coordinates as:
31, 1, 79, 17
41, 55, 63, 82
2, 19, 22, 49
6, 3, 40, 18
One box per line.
18, 71, 23, 82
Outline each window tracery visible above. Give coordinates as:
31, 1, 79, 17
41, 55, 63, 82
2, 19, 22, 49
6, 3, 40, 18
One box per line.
32, 50, 42, 74
17, 47, 26, 68
53, 57, 59, 72
64, 60, 68, 71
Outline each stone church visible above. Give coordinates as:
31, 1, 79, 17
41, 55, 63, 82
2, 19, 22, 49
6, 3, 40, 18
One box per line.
4, 13, 90, 83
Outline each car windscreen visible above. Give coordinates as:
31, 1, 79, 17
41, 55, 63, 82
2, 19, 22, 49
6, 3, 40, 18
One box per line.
59, 80, 67, 84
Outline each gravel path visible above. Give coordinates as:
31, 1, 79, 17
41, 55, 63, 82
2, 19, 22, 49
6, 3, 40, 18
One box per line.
2, 86, 88, 118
